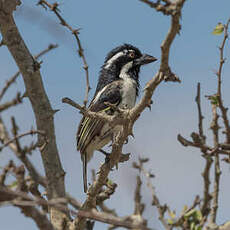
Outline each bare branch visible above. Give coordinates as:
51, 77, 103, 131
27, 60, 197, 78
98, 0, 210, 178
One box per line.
209, 103, 221, 224
77, 209, 150, 230
0, 44, 58, 101
0, 1, 69, 228
200, 155, 213, 219
134, 175, 145, 216
133, 158, 171, 230
216, 18, 230, 143
0, 92, 22, 112
0, 129, 46, 151
195, 83, 206, 144
37, 0, 90, 107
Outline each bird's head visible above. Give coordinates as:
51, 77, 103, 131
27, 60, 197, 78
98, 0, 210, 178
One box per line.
96, 44, 157, 94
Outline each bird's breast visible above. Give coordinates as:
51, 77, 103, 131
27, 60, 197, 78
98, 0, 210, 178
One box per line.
119, 78, 137, 109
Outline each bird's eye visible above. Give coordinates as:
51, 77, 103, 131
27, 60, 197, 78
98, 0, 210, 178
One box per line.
129, 52, 135, 58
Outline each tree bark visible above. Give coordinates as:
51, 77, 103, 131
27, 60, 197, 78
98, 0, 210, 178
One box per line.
0, 0, 69, 228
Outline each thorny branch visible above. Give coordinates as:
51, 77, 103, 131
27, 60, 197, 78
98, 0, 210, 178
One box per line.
216, 19, 230, 144
177, 18, 230, 229
0, 92, 22, 112
133, 158, 171, 230
0, 1, 69, 228
37, 0, 90, 107
0, 129, 46, 151
62, 1, 186, 229
209, 102, 220, 225
0, 44, 58, 102
0, 162, 54, 230
0, 117, 47, 187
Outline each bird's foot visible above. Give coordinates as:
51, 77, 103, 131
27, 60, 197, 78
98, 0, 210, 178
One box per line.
99, 149, 111, 164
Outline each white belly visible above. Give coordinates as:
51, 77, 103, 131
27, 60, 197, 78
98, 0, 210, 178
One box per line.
119, 78, 137, 109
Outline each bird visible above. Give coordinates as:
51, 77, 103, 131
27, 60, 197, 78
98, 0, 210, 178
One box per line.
77, 44, 157, 193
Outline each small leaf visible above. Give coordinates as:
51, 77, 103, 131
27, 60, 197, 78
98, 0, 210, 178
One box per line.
212, 23, 224, 35
194, 210, 202, 221
168, 210, 176, 219
167, 218, 174, 225
190, 222, 195, 230
184, 209, 196, 218
107, 179, 113, 186
182, 205, 188, 214
8, 180, 18, 188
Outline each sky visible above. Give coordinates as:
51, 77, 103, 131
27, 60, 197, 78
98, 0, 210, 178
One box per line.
1, 0, 230, 229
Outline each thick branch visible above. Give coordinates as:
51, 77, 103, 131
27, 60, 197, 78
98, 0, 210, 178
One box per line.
209, 104, 221, 224
0, 1, 69, 228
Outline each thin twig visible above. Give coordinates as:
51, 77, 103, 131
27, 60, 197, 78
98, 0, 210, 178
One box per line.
133, 158, 171, 230
0, 44, 58, 101
0, 92, 22, 112
216, 18, 230, 143
37, 0, 90, 107
195, 83, 206, 145
0, 129, 46, 151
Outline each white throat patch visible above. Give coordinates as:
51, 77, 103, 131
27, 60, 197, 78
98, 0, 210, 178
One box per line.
119, 61, 133, 80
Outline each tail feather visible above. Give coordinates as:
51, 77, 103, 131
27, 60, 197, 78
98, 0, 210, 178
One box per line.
83, 153, 88, 193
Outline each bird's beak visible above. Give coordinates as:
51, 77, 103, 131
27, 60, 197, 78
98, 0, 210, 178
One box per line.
134, 54, 157, 66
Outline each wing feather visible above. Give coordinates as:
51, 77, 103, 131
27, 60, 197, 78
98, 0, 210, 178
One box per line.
77, 80, 122, 154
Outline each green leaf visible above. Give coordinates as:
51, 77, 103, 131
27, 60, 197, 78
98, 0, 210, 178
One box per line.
194, 210, 202, 221
107, 179, 114, 186
8, 180, 18, 188
167, 218, 174, 225
190, 222, 195, 230
184, 209, 196, 219
168, 210, 176, 219
212, 23, 224, 35
195, 226, 202, 230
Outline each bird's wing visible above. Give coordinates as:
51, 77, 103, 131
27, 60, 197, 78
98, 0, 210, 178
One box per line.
77, 80, 122, 154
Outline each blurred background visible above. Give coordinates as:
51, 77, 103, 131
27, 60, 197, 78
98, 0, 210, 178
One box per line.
1, 0, 230, 229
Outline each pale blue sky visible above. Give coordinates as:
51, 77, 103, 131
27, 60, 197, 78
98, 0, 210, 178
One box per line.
1, 0, 230, 229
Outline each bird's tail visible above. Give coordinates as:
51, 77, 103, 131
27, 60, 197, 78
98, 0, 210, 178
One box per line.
83, 153, 88, 193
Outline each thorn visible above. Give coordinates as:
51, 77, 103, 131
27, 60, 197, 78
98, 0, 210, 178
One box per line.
130, 132, 135, 138
22, 91, 28, 98
52, 109, 60, 115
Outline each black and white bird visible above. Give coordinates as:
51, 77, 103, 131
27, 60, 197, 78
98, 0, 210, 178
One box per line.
77, 44, 157, 192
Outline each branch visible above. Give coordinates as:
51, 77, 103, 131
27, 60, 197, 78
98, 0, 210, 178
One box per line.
0, 1, 69, 228
195, 83, 206, 144
38, 0, 90, 106
0, 163, 53, 230
216, 18, 230, 143
0, 44, 58, 101
68, 1, 186, 228
200, 155, 213, 221
209, 102, 221, 224
0, 129, 46, 151
0, 92, 22, 112
77, 209, 149, 230
133, 158, 171, 230
134, 175, 145, 216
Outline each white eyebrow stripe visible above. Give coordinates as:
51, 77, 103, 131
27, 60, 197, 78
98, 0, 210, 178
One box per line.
104, 51, 125, 69
104, 49, 134, 69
